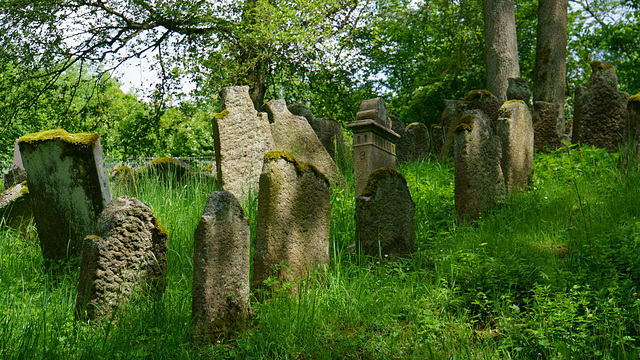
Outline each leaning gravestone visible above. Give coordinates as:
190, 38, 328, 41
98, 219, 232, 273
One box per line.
252, 151, 331, 291
533, 101, 565, 153
496, 100, 534, 194
265, 99, 343, 187
623, 92, 640, 158
75, 196, 168, 321
18, 129, 111, 268
355, 168, 415, 258
192, 191, 250, 342
572, 61, 630, 152
454, 110, 506, 224
140, 157, 191, 182
390, 114, 410, 163
0, 181, 32, 231
213, 86, 274, 199
313, 117, 347, 163
404, 123, 431, 162
3, 139, 27, 191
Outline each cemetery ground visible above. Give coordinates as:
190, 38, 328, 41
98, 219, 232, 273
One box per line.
2, 146, 640, 359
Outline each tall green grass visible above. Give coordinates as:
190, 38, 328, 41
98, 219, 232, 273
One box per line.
2, 147, 640, 359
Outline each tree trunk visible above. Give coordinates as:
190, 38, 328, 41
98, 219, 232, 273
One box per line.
482, 0, 520, 103
248, 63, 267, 112
533, 0, 568, 134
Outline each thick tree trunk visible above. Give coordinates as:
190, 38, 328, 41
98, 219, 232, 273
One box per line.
248, 64, 267, 112
482, 0, 520, 103
533, 0, 568, 134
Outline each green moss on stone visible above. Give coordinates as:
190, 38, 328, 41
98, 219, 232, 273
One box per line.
19, 183, 29, 195
154, 217, 169, 238
263, 150, 330, 185
464, 90, 493, 102
150, 157, 178, 166
591, 61, 615, 70
406, 122, 429, 131
629, 92, 640, 103
85, 234, 102, 242
214, 109, 230, 120
504, 100, 525, 105
455, 114, 474, 132
360, 167, 407, 197
19, 129, 99, 148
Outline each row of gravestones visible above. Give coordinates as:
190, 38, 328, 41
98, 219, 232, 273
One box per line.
0, 87, 417, 344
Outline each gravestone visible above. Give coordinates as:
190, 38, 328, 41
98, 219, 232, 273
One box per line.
348, 98, 400, 195
252, 151, 330, 291
454, 110, 506, 224
141, 157, 191, 181
355, 168, 415, 258
75, 196, 168, 320
390, 115, 410, 163
507, 77, 531, 107
0, 181, 32, 231
212, 86, 274, 199
265, 99, 343, 187
430, 124, 445, 158
572, 61, 629, 152
622, 92, 640, 166
496, 101, 534, 194
3, 139, 27, 191
192, 191, 250, 342
18, 129, 111, 268
287, 103, 314, 123
533, 101, 565, 153
313, 117, 347, 164
404, 123, 431, 162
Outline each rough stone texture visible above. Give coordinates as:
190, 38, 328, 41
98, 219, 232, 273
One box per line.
441, 99, 460, 130
622, 93, 640, 163
390, 114, 409, 163
18, 129, 111, 268
355, 168, 415, 258
356, 98, 390, 128
403, 123, 431, 162
213, 86, 274, 199
430, 125, 445, 158
141, 157, 191, 181
313, 117, 347, 168
3, 140, 27, 191
265, 99, 343, 186
572, 61, 630, 152
533, 101, 565, 153
192, 191, 250, 342
507, 77, 531, 107
287, 103, 314, 123
0, 182, 33, 231
496, 101, 534, 194
252, 151, 330, 291
454, 110, 506, 224
75, 196, 168, 321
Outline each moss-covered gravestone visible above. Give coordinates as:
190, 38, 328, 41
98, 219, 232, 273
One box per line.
212, 86, 274, 199
355, 168, 415, 258
18, 129, 111, 268
572, 61, 629, 152
496, 100, 534, 194
265, 99, 343, 187
454, 110, 506, 224
192, 191, 250, 343
252, 151, 330, 291
75, 196, 168, 321
140, 157, 191, 181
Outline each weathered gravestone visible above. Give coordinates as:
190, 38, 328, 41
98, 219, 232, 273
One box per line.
3, 139, 27, 191
430, 124, 445, 158
348, 98, 400, 195
265, 99, 343, 187
140, 157, 191, 182
404, 123, 431, 162
533, 101, 566, 153
355, 168, 415, 258
391, 114, 410, 163
496, 100, 534, 194
507, 77, 531, 107
454, 110, 506, 224
212, 86, 274, 199
252, 151, 330, 291
0, 181, 32, 231
572, 61, 630, 152
623, 92, 640, 159
192, 191, 250, 342
18, 129, 111, 268
313, 118, 347, 164
75, 196, 168, 320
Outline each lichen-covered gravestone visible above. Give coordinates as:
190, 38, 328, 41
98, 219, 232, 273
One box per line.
18, 129, 111, 268
355, 168, 415, 258
265, 99, 343, 187
533, 101, 565, 153
192, 191, 250, 342
3, 139, 27, 191
572, 61, 630, 152
454, 110, 506, 224
75, 196, 168, 321
212, 86, 274, 199
252, 151, 330, 291
496, 100, 534, 194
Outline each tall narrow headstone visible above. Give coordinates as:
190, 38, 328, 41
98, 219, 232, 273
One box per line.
404, 123, 431, 162
355, 168, 415, 258
252, 151, 331, 291
75, 196, 168, 321
533, 101, 565, 153
212, 86, 274, 199
454, 110, 506, 224
348, 98, 400, 195
496, 100, 534, 194
265, 99, 343, 186
192, 191, 250, 342
624, 92, 640, 153
572, 61, 629, 152
18, 129, 111, 268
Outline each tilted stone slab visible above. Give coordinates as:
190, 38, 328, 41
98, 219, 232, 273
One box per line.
75, 196, 168, 321
355, 168, 415, 258
313, 117, 347, 164
18, 129, 111, 268
265, 99, 343, 187
287, 103, 314, 123
192, 191, 250, 342
212, 86, 274, 199
496, 101, 534, 194
454, 110, 506, 224
252, 151, 330, 290
572, 61, 629, 152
